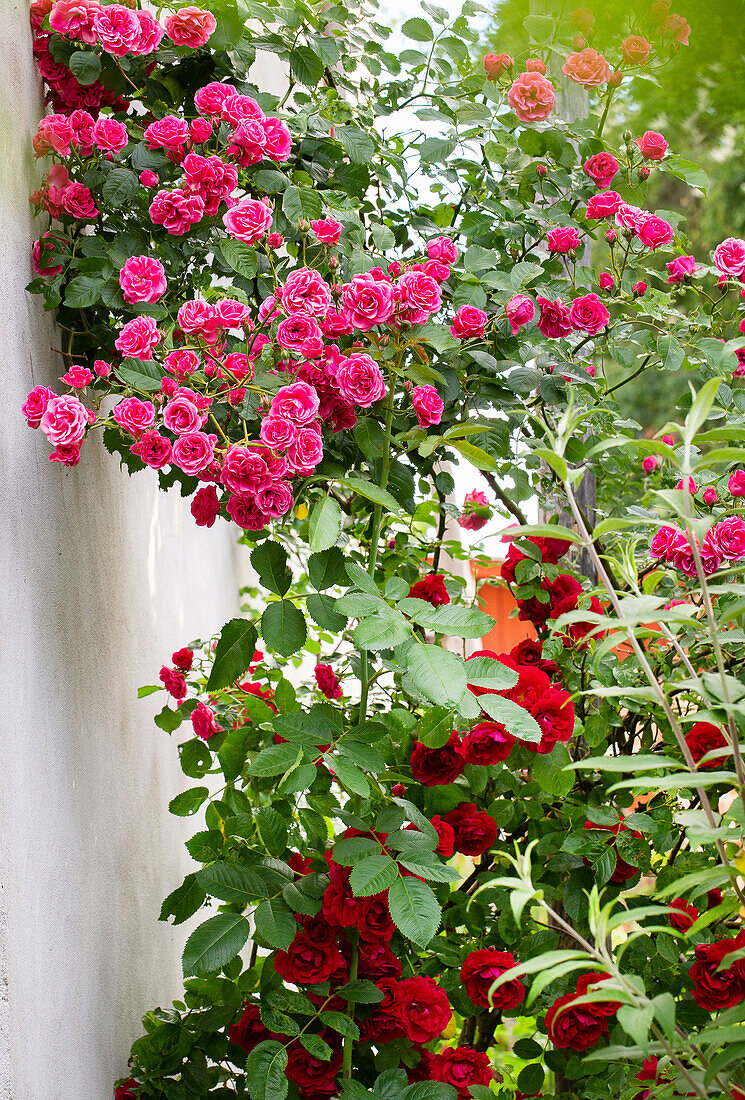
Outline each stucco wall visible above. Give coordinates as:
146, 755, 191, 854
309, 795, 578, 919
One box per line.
0, 4, 249, 1096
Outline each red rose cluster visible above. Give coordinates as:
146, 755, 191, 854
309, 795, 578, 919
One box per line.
690, 932, 745, 1010
545, 971, 621, 1051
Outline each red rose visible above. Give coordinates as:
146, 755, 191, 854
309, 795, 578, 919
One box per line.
315, 662, 342, 700
461, 948, 525, 1010
228, 1003, 268, 1052
536, 296, 572, 339
463, 720, 516, 765
433, 1047, 494, 1097
159, 665, 187, 700
358, 894, 395, 943
582, 818, 642, 883
669, 897, 699, 932
411, 730, 465, 786
322, 860, 368, 927
483, 53, 513, 79
686, 722, 728, 769
361, 978, 405, 1044
394, 975, 452, 1043
408, 1050, 441, 1083
509, 665, 550, 709
171, 647, 194, 671
115, 1081, 139, 1100
586, 190, 622, 219
286, 1035, 342, 1092
545, 992, 609, 1050
575, 971, 621, 1015
526, 687, 575, 754
690, 932, 745, 1011
444, 802, 498, 856
357, 943, 402, 980
274, 929, 345, 984
408, 573, 450, 606
510, 638, 543, 666
431, 814, 455, 857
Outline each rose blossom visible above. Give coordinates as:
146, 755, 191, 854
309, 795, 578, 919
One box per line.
33, 114, 74, 158
287, 427, 324, 475
711, 516, 745, 560
191, 484, 220, 527
222, 94, 264, 126
194, 82, 238, 115
537, 296, 572, 339
149, 188, 204, 235
458, 489, 491, 531
271, 382, 320, 425
335, 354, 386, 407
569, 293, 610, 335
144, 115, 189, 153
398, 270, 442, 322
547, 226, 582, 253
444, 802, 498, 856
171, 431, 218, 474
119, 256, 167, 304
637, 215, 673, 250
164, 6, 217, 48
341, 273, 396, 330
22, 385, 54, 428
38, 394, 89, 448
226, 492, 268, 530
223, 199, 273, 244
621, 35, 651, 64
191, 701, 220, 741
91, 117, 128, 154
139, 170, 158, 188
666, 255, 698, 283
310, 218, 343, 245
222, 446, 271, 495
93, 4, 140, 56
507, 71, 555, 122
662, 13, 691, 45
713, 238, 745, 278
483, 53, 513, 79
686, 722, 729, 770
394, 976, 452, 1044
411, 730, 464, 785
451, 304, 487, 339
112, 397, 155, 438
315, 664, 342, 699
412, 385, 444, 427
114, 316, 161, 360
62, 183, 98, 220
33, 233, 66, 276
50, 0, 100, 43
545, 993, 610, 1051
462, 720, 515, 764
427, 236, 459, 264
506, 294, 535, 334
526, 57, 546, 73
131, 430, 172, 469
432, 1047, 493, 1095
214, 298, 251, 329
729, 470, 745, 497
562, 48, 612, 87
280, 268, 332, 317
636, 130, 669, 160
669, 897, 699, 932
586, 190, 622, 219
163, 396, 204, 435
690, 933, 745, 1011
60, 365, 93, 389
461, 949, 525, 1009
276, 314, 324, 357
583, 152, 619, 189
133, 9, 165, 53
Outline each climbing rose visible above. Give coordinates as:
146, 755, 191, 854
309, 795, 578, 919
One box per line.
483, 53, 513, 79
450, 304, 487, 339
93, 4, 140, 56
171, 431, 218, 475
131, 430, 172, 469
458, 489, 491, 531
114, 1081, 139, 1100
159, 665, 187, 700
223, 199, 273, 243
586, 190, 622, 218
462, 721, 515, 764
92, 116, 128, 153
40, 394, 88, 446
583, 152, 619, 189
461, 948, 525, 1009
412, 385, 443, 427
271, 382, 321, 425
507, 72, 555, 122
409, 573, 450, 606
506, 294, 535, 334
713, 238, 745, 277
191, 701, 220, 741
119, 256, 167, 303
433, 1047, 493, 1096
394, 976, 452, 1043
637, 215, 673, 250
621, 35, 651, 63
341, 273, 396, 330
636, 130, 669, 159
149, 188, 204, 235
191, 484, 220, 527
310, 218, 343, 245
562, 48, 612, 87
164, 6, 216, 47
569, 293, 610, 335
545, 993, 609, 1051
547, 227, 581, 253
411, 730, 465, 786
50, 0, 99, 42
689, 933, 745, 1010
686, 722, 728, 769
669, 898, 699, 932
729, 470, 745, 496
536, 296, 572, 339
444, 802, 498, 856
427, 236, 458, 264
315, 664, 342, 699
335, 354, 386, 407
666, 255, 697, 283
22, 385, 54, 428
115, 316, 161, 359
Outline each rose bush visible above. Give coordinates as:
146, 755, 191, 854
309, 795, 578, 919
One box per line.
24, 0, 745, 1099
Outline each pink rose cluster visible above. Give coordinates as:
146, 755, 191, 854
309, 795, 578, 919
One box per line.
193, 82, 292, 168
48, 1, 216, 57
22, 387, 94, 466
650, 516, 745, 578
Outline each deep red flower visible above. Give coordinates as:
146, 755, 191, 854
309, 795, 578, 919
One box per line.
690, 932, 745, 1011
444, 802, 498, 856
432, 1046, 494, 1097
115, 1081, 139, 1100
411, 730, 465, 786
228, 1003, 268, 1052
686, 722, 729, 770
322, 860, 368, 927
463, 720, 516, 764
669, 897, 699, 932
527, 687, 575, 754
274, 929, 345, 985
545, 992, 609, 1050
394, 975, 452, 1043
172, 646, 194, 671
408, 573, 450, 606
358, 894, 395, 943
575, 971, 621, 1015
285, 1035, 342, 1092
461, 948, 525, 1010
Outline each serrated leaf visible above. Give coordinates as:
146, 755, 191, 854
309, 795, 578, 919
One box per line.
307, 593, 347, 632
350, 854, 398, 896
102, 167, 138, 209
388, 876, 441, 947
207, 618, 258, 691
479, 693, 543, 743
197, 862, 270, 905
182, 913, 249, 975
252, 541, 291, 595
69, 49, 102, 85
405, 645, 467, 707
169, 786, 209, 816
309, 496, 342, 551
219, 238, 259, 279
246, 1040, 289, 1100
261, 601, 306, 657
337, 126, 376, 164
254, 897, 296, 950
308, 547, 347, 590
339, 477, 401, 512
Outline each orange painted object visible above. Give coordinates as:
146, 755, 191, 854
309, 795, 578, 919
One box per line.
472, 562, 535, 652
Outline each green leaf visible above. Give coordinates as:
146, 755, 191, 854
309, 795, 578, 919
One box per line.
289, 44, 325, 85
219, 239, 259, 279
300, 1032, 333, 1061
169, 786, 209, 816
336, 979, 384, 1004
388, 876, 441, 947
283, 184, 323, 223
319, 1011, 360, 1040
354, 611, 412, 650
116, 357, 163, 393
330, 754, 370, 797
479, 694, 543, 743
249, 742, 303, 777
307, 593, 347, 632
69, 49, 102, 85
207, 618, 258, 691
656, 333, 685, 372
618, 1003, 654, 1054
415, 706, 454, 748
261, 601, 307, 657
345, 560, 379, 595
218, 723, 251, 782
252, 541, 291, 596
398, 600, 494, 638
523, 13, 554, 39
254, 897, 296, 951
531, 744, 575, 797
464, 656, 518, 690
309, 496, 342, 551
308, 547, 347, 590
159, 873, 206, 925
245, 1040, 289, 1100
449, 438, 500, 473
405, 645, 467, 707
337, 126, 376, 164
182, 913, 249, 976
102, 167, 138, 209
197, 863, 270, 905
350, 855, 398, 897
402, 16, 435, 39
254, 806, 289, 856
419, 137, 456, 163
664, 154, 709, 194
64, 275, 104, 309
339, 477, 401, 512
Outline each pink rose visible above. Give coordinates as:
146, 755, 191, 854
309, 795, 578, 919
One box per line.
261, 117, 292, 162
636, 130, 668, 160
62, 182, 98, 220
50, 0, 100, 43
507, 72, 555, 122
226, 118, 267, 166
427, 236, 458, 264
569, 293, 609, 335
276, 313, 324, 357
666, 255, 697, 283
311, 218, 343, 245
226, 492, 268, 530
191, 701, 220, 740
483, 53, 513, 79
537, 296, 572, 339
214, 298, 250, 329
711, 517, 745, 560
398, 271, 442, 322
335, 354, 386, 407
114, 316, 161, 360
713, 239, 745, 278
615, 203, 647, 233
562, 48, 612, 87
728, 470, 745, 497
33, 115, 74, 158
49, 443, 81, 467
190, 118, 212, 143
633, 281, 648, 296
223, 199, 273, 243
583, 153, 619, 189
421, 259, 450, 283
637, 215, 673, 250
22, 385, 54, 428
703, 487, 719, 505
191, 484, 221, 527
506, 294, 535, 335
164, 6, 216, 48
662, 13, 691, 45
131, 430, 173, 469
222, 94, 264, 127
598, 273, 614, 290
60, 364, 93, 388
222, 446, 271, 495
642, 455, 660, 474
286, 427, 324, 474
280, 268, 332, 318
91, 117, 128, 154
621, 35, 651, 64
341, 273, 396, 330
40, 394, 88, 446
586, 191, 622, 219
93, 4, 140, 56
33, 233, 67, 276
163, 396, 204, 435
133, 9, 165, 54
94, 360, 111, 378
144, 115, 190, 153
259, 415, 297, 450
270, 382, 321, 426
547, 227, 582, 253
177, 299, 220, 338
650, 524, 683, 560
171, 431, 218, 474
315, 663, 342, 699
140, 170, 158, 188
112, 397, 155, 438
412, 385, 444, 428
149, 188, 204, 235
119, 256, 167, 304
194, 82, 238, 115
451, 305, 487, 339
458, 490, 491, 531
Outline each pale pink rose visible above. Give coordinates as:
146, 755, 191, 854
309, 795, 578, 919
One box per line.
569, 293, 609, 335
537, 296, 572, 339
40, 394, 88, 446
636, 215, 673, 250
335, 354, 386, 407
666, 255, 698, 283
93, 4, 140, 56
163, 396, 204, 435
583, 153, 619, 189
223, 199, 273, 243
311, 218, 343, 245
458, 489, 491, 531
91, 116, 128, 154
112, 397, 155, 438
61, 182, 98, 220
483, 53, 513, 79
255, 481, 294, 518
398, 271, 442, 321
114, 316, 161, 359
711, 517, 745, 560
562, 48, 612, 87
662, 13, 691, 45
191, 701, 220, 740
131, 429, 172, 469
164, 6, 216, 48
222, 446, 271, 494
261, 117, 292, 162
119, 256, 167, 304
194, 82, 238, 115
341, 273, 396, 330
729, 470, 745, 497
286, 427, 324, 474
636, 130, 668, 160
22, 385, 54, 428
171, 431, 217, 474
149, 188, 204, 234
164, 348, 199, 379
621, 35, 651, 64
713, 239, 745, 278
276, 313, 324, 357
221, 94, 264, 127
191, 483, 221, 527
280, 268, 332, 318
547, 227, 582, 253
586, 191, 622, 219
60, 364, 93, 388
650, 524, 682, 560
270, 382, 321, 426
506, 294, 535, 335
427, 236, 458, 264
451, 305, 487, 339
144, 115, 190, 153
33, 114, 74, 158
507, 72, 555, 122
226, 492, 268, 530
259, 415, 297, 450
49, 0, 100, 42
133, 9, 165, 53
49, 443, 81, 467
412, 385, 444, 427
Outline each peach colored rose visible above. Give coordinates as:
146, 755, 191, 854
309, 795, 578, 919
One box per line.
561, 48, 613, 88
164, 6, 216, 48
621, 35, 651, 64
483, 53, 513, 79
507, 72, 555, 123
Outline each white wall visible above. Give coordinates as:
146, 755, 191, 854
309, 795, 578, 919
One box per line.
0, 4, 243, 1095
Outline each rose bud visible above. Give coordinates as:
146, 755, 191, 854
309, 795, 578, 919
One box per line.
536, 163, 547, 177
